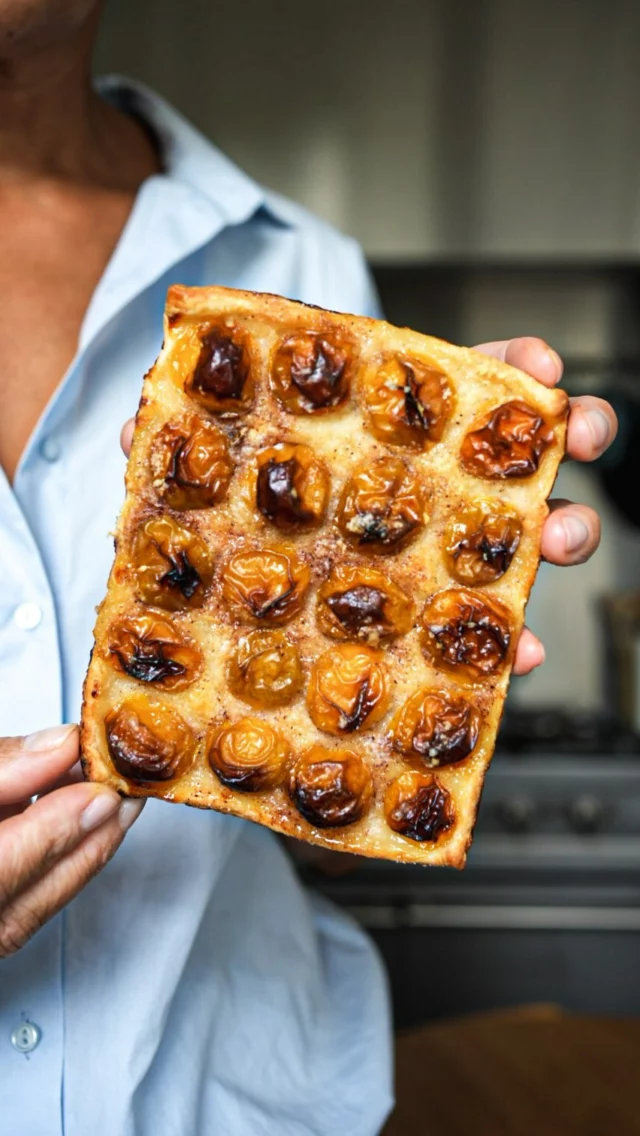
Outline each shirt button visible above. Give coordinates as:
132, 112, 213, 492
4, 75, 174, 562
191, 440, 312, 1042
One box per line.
40, 436, 61, 462
11, 1021, 41, 1053
14, 602, 43, 631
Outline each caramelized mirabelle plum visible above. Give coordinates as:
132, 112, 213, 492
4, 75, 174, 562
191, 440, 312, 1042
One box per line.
255, 442, 330, 530
105, 696, 196, 782
390, 689, 479, 768
207, 718, 289, 792
227, 630, 303, 708
131, 515, 213, 611
288, 746, 373, 828
150, 417, 233, 509
316, 563, 414, 645
337, 456, 427, 554
362, 356, 452, 449
106, 611, 202, 691
444, 500, 522, 585
271, 332, 351, 414
185, 326, 253, 415
461, 400, 553, 479
220, 545, 309, 625
420, 588, 511, 680
307, 644, 390, 735
384, 771, 454, 843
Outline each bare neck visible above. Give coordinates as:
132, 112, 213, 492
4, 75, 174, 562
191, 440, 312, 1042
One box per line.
0, 15, 159, 192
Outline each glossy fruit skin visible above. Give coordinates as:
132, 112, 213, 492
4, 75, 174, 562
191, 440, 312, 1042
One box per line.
271, 332, 351, 414
150, 417, 233, 510
316, 563, 414, 645
105, 696, 196, 782
130, 515, 213, 611
420, 588, 511, 681
460, 400, 553, 479
362, 356, 452, 449
255, 442, 330, 531
288, 745, 373, 828
384, 771, 454, 843
207, 717, 289, 792
106, 611, 202, 691
307, 643, 391, 735
337, 456, 427, 555
444, 500, 522, 585
389, 689, 479, 768
220, 545, 310, 625
227, 629, 303, 708
185, 326, 253, 415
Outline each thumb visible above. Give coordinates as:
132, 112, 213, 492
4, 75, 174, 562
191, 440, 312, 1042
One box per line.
0, 725, 81, 806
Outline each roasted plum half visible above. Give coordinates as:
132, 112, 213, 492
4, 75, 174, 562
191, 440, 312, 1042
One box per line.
461, 400, 554, 480
227, 629, 303, 709
104, 696, 196, 782
444, 499, 522, 586
271, 332, 351, 414
316, 563, 414, 645
130, 515, 213, 611
106, 611, 202, 691
389, 689, 479, 768
337, 456, 427, 554
207, 717, 289, 792
288, 745, 373, 828
220, 545, 310, 625
307, 643, 390, 735
255, 442, 330, 531
384, 771, 454, 843
150, 417, 233, 510
362, 356, 452, 449
420, 588, 511, 681
185, 325, 253, 415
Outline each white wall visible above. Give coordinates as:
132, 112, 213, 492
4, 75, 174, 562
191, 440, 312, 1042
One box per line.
97, 0, 640, 258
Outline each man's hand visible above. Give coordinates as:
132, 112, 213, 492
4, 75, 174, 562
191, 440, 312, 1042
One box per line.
0, 726, 143, 958
120, 335, 618, 678
472, 337, 617, 674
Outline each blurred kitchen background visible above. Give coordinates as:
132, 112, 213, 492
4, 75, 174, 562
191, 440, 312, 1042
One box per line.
97, 0, 640, 1034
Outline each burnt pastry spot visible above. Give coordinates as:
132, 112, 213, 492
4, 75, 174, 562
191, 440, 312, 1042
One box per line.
307, 643, 390, 735
271, 333, 351, 414
362, 356, 453, 449
220, 545, 310, 625
316, 563, 413, 644
105, 697, 196, 782
390, 689, 479, 768
186, 327, 252, 415
444, 500, 522, 586
131, 516, 213, 611
227, 629, 303, 708
384, 772, 454, 843
461, 400, 554, 480
337, 456, 427, 555
207, 718, 289, 792
288, 746, 373, 828
106, 612, 202, 691
255, 442, 330, 530
151, 418, 233, 510
420, 588, 511, 680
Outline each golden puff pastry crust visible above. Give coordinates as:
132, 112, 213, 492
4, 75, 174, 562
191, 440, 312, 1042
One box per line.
80, 285, 568, 867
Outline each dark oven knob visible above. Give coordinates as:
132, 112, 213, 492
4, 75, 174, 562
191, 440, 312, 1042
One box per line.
568, 794, 604, 834
497, 796, 534, 833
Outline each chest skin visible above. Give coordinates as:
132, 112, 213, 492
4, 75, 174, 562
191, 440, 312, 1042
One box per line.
0, 180, 137, 482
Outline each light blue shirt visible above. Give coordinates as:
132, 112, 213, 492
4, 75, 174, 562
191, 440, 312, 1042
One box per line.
0, 77, 392, 1136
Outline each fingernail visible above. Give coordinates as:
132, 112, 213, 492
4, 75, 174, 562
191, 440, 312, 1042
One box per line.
585, 408, 610, 451
23, 724, 75, 752
562, 515, 589, 553
118, 798, 145, 832
547, 348, 563, 379
80, 792, 121, 833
